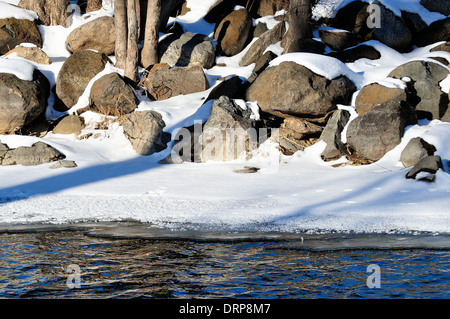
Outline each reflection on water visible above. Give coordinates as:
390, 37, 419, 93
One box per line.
0, 230, 449, 299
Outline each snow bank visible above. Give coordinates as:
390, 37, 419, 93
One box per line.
0, 1, 38, 21
0, 56, 35, 81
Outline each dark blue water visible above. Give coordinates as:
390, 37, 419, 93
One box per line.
0, 223, 449, 299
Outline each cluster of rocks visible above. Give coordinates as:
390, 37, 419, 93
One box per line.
0, 0, 448, 181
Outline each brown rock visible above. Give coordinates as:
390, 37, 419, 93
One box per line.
0, 18, 42, 55
90, 72, 138, 115
52, 115, 85, 135
355, 83, 407, 115
55, 50, 109, 111
66, 16, 115, 56
4, 45, 51, 65
214, 8, 252, 56
142, 65, 209, 101
0, 70, 50, 134
246, 61, 356, 118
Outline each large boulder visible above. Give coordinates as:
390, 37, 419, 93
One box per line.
199, 96, 259, 162
55, 50, 109, 111
19, 0, 70, 27
1, 141, 65, 166
355, 83, 407, 115
159, 32, 215, 69
142, 64, 209, 101
388, 60, 449, 121
4, 45, 51, 65
414, 18, 450, 48
240, 21, 286, 67
0, 18, 43, 55
214, 8, 252, 57
66, 16, 115, 56
420, 0, 450, 16
346, 98, 417, 162
246, 61, 356, 118
0, 70, 50, 134
122, 110, 170, 156
90, 72, 138, 115
371, 2, 412, 52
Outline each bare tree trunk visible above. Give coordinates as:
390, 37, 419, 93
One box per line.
136, 0, 141, 40
114, 0, 127, 69
125, 0, 139, 83
283, 0, 313, 53
19, 0, 70, 27
141, 0, 161, 68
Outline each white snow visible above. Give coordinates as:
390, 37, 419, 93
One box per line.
0, 0, 449, 235
0, 1, 38, 21
0, 56, 35, 81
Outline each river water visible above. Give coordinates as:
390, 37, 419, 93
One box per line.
0, 222, 449, 299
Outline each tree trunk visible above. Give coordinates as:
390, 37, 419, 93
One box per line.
114, 0, 127, 69
141, 0, 161, 68
18, 0, 70, 27
125, 0, 139, 83
283, 0, 313, 53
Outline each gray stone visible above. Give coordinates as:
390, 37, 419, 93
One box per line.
0, 143, 9, 163
122, 110, 170, 156
346, 98, 417, 162
240, 22, 286, 67
1, 141, 65, 166
199, 96, 258, 162
0, 70, 50, 134
400, 137, 436, 168
388, 60, 449, 121
246, 61, 356, 118
406, 155, 443, 180
372, 2, 412, 52
159, 32, 215, 69
320, 109, 351, 161
50, 160, 77, 169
